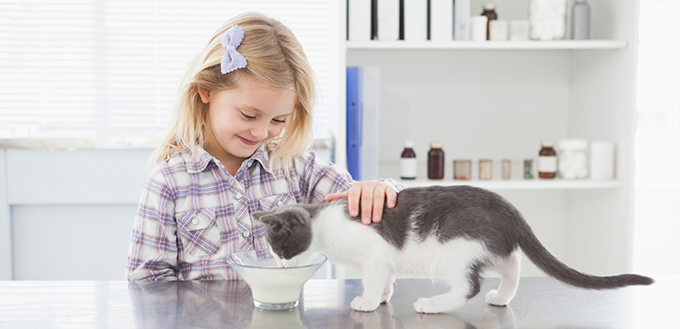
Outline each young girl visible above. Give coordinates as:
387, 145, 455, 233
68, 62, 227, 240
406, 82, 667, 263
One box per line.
126, 12, 402, 281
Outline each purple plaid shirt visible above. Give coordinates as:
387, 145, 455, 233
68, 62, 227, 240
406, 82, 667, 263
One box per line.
126, 145, 400, 281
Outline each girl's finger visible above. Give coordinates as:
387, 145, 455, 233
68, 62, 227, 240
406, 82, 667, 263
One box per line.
360, 183, 376, 225
347, 184, 363, 217
371, 184, 387, 223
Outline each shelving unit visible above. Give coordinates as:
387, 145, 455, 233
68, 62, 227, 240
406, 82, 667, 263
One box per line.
340, 0, 641, 278
396, 179, 622, 190
346, 40, 628, 50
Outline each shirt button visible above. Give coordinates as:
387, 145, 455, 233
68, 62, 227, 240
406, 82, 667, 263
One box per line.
191, 219, 199, 225
235, 193, 242, 199
242, 231, 251, 238
276, 201, 283, 206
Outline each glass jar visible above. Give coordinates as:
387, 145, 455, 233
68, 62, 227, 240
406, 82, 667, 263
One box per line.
558, 139, 588, 179
427, 142, 445, 179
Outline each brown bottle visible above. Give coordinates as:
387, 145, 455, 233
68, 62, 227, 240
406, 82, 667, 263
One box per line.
428, 142, 445, 179
481, 3, 498, 40
538, 140, 557, 179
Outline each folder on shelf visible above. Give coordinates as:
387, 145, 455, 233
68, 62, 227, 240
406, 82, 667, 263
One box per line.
361, 67, 380, 181
346, 66, 363, 180
404, 0, 427, 41
348, 0, 372, 41
377, 0, 400, 41
346, 66, 381, 181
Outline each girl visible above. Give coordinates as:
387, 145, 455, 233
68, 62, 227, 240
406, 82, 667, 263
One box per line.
126, 12, 402, 281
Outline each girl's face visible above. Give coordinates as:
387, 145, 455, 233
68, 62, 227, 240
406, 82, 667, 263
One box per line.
199, 74, 295, 173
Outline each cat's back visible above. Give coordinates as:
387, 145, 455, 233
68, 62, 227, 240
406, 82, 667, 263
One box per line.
360, 185, 526, 255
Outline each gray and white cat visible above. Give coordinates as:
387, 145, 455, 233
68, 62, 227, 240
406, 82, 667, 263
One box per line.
251, 185, 653, 313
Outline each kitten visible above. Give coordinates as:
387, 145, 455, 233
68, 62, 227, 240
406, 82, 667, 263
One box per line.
251, 185, 653, 313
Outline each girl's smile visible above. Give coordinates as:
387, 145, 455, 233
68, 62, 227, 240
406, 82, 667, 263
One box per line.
197, 74, 295, 175
237, 135, 260, 146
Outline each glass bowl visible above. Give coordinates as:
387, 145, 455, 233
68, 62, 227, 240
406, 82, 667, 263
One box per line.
227, 250, 327, 310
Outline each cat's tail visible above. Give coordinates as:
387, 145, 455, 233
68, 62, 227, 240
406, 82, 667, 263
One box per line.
518, 231, 654, 289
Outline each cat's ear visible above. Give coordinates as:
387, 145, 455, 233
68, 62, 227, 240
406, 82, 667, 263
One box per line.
251, 210, 273, 222
259, 216, 289, 235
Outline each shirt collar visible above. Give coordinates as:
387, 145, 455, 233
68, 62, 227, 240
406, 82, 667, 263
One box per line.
183, 144, 273, 174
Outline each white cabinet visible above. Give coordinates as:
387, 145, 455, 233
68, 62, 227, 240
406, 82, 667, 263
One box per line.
339, 0, 640, 276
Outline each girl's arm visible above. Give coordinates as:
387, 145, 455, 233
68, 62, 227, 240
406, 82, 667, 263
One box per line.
126, 170, 180, 281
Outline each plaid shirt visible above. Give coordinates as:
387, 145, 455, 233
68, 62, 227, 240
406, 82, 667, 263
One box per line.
126, 145, 400, 281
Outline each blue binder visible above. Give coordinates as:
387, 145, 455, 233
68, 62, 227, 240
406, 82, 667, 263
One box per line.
346, 66, 362, 181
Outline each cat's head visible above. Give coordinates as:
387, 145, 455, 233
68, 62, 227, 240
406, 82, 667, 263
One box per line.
252, 205, 313, 260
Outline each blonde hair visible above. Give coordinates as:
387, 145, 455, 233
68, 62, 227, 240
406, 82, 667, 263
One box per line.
154, 12, 315, 173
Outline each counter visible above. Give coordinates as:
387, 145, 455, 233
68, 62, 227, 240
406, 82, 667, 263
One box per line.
0, 276, 677, 328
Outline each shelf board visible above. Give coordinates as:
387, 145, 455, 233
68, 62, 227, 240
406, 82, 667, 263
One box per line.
395, 179, 623, 190
346, 40, 628, 50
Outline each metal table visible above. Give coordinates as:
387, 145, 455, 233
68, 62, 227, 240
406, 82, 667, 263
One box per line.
0, 276, 677, 328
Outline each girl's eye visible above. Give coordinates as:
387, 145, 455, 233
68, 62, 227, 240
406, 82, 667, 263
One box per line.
272, 118, 286, 124
241, 112, 256, 120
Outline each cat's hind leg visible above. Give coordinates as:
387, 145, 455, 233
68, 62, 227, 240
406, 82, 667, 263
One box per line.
486, 251, 521, 306
413, 271, 472, 314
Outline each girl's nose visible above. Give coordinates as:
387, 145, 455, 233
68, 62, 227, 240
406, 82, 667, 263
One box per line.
251, 122, 269, 140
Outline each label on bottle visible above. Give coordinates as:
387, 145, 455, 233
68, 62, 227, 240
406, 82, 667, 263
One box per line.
537, 156, 557, 173
400, 158, 417, 179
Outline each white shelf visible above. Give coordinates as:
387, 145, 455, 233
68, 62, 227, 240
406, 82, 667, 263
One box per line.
346, 40, 628, 50
395, 178, 623, 190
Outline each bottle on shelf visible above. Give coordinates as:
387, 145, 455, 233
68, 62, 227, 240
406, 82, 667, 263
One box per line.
538, 140, 557, 179
400, 140, 417, 180
572, 0, 590, 40
481, 3, 498, 40
428, 142, 445, 179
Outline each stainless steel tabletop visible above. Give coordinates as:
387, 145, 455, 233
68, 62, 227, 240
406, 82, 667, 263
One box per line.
0, 276, 678, 328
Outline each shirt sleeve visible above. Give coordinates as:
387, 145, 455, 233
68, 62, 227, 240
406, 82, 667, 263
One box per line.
126, 165, 180, 281
293, 151, 405, 204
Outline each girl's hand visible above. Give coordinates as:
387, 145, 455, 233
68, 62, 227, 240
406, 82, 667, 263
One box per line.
325, 181, 398, 225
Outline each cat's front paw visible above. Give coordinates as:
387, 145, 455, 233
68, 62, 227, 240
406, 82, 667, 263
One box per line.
485, 290, 509, 306
413, 298, 442, 314
351, 296, 380, 312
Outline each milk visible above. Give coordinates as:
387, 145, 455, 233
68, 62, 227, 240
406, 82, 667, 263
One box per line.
241, 267, 310, 304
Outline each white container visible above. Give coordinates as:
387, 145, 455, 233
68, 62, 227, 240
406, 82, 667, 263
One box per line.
509, 20, 530, 41
590, 141, 615, 180
489, 20, 509, 41
558, 139, 588, 179
470, 16, 488, 41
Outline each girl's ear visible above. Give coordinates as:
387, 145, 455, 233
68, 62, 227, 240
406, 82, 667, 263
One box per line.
197, 86, 211, 104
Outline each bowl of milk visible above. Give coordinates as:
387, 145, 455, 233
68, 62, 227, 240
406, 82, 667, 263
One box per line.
227, 249, 327, 310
